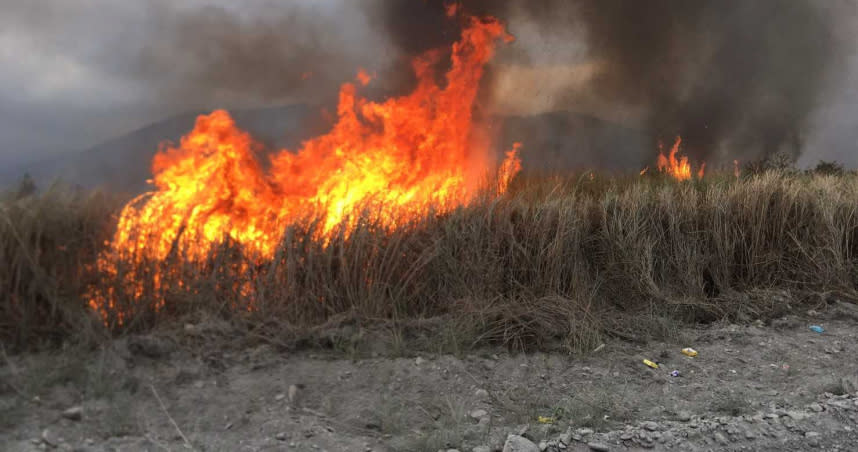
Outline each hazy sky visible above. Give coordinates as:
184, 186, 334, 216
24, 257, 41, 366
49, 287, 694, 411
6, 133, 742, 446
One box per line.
0, 0, 389, 165
1, 0, 857, 168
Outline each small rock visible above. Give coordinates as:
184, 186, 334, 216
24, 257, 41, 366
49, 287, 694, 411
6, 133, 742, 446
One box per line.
576, 428, 594, 436
587, 442, 610, 452
61, 406, 83, 421
274, 393, 286, 401
619, 432, 633, 441
475, 389, 489, 398
473, 447, 491, 452
41, 429, 58, 447
288, 384, 300, 404
677, 411, 692, 422
415, 357, 427, 366
643, 421, 660, 431
275, 432, 288, 441
503, 435, 540, 452
470, 409, 488, 420
558, 429, 573, 444
805, 431, 820, 438
714, 432, 728, 445
447, 449, 461, 452
746, 430, 757, 440
809, 403, 824, 412
538, 440, 548, 451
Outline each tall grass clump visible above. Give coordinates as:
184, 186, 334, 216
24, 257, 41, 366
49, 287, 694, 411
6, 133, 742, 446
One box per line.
0, 185, 121, 349
4, 171, 858, 352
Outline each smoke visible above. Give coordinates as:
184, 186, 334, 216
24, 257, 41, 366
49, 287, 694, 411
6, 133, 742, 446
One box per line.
130, 1, 395, 109
377, 0, 839, 163
0, 0, 847, 169
572, 0, 836, 162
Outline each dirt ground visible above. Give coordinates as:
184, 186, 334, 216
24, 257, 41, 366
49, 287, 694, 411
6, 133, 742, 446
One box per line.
3, 302, 858, 452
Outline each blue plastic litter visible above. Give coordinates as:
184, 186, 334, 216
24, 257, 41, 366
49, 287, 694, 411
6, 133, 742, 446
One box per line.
809, 325, 825, 333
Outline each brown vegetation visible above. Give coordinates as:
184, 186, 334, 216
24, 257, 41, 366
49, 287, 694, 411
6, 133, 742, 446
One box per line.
4, 170, 858, 352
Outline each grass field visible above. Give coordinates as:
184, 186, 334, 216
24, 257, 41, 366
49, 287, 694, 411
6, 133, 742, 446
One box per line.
4, 168, 858, 353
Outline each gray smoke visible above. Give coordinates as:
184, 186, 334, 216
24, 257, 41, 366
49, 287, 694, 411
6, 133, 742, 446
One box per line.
0, 0, 851, 171
377, 0, 839, 163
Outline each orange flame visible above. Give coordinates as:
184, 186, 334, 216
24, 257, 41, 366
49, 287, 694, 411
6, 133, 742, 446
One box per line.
655, 137, 703, 181
355, 69, 372, 86
88, 15, 520, 320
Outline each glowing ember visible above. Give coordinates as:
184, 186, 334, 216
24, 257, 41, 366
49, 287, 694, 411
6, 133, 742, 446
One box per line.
655, 137, 703, 181
88, 14, 521, 321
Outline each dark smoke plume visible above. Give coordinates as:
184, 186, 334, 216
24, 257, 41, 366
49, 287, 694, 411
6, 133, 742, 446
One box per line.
379, 0, 837, 162
128, 1, 396, 109
574, 0, 835, 161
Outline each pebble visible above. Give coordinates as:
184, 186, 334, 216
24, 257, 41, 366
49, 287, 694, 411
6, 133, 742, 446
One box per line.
677, 411, 692, 422
473, 447, 491, 452
41, 429, 58, 447
61, 406, 83, 421
470, 409, 488, 420
475, 389, 489, 398
502, 435, 540, 452
275, 432, 288, 441
587, 442, 610, 452
288, 385, 301, 403
643, 421, 660, 431
415, 357, 426, 366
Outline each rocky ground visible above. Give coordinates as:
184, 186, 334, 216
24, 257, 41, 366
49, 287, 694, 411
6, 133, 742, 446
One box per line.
3, 301, 858, 452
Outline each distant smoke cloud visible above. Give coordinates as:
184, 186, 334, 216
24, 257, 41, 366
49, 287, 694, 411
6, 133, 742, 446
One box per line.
0, 0, 855, 170
376, 0, 840, 163
131, 1, 394, 109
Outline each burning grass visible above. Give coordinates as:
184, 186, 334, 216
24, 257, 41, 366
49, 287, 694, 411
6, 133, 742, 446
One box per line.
4, 170, 858, 352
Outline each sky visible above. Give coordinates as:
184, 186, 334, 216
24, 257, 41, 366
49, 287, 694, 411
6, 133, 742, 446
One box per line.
0, 0, 391, 167
1, 0, 857, 169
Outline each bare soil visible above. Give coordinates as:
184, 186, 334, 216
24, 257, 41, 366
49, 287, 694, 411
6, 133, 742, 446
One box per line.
3, 303, 858, 452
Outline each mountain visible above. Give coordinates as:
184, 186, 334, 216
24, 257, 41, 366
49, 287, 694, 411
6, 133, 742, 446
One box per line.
3, 106, 647, 193
5, 104, 325, 193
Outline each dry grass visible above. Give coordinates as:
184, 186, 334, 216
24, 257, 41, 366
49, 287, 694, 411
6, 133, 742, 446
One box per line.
0, 185, 123, 349
4, 170, 858, 352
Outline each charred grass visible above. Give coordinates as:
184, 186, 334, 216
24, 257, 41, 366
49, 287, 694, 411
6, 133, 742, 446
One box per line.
4, 171, 858, 353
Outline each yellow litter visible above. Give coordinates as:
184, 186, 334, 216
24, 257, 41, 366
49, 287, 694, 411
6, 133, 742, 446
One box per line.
681, 348, 698, 357
643, 359, 659, 369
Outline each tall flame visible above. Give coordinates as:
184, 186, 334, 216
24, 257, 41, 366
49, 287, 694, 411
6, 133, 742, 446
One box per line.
88, 14, 520, 319
656, 137, 703, 181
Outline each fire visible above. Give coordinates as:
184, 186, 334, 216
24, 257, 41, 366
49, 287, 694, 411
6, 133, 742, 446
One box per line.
655, 137, 703, 181
88, 14, 520, 321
